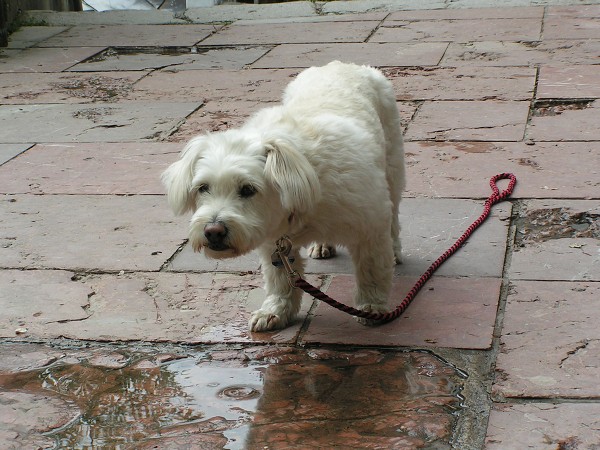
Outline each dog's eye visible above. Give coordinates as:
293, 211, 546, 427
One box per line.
197, 184, 209, 194
239, 184, 257, 198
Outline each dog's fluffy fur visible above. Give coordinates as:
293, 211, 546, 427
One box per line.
162, 61, 405, 332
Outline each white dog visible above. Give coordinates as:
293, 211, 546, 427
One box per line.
162, 61, 405, 332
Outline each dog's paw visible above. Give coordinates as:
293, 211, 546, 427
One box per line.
355, 303, 389, 326
308, 243, 336, 259
249, 310, 287, 332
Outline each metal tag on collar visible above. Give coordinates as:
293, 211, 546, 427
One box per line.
272, 236, 295, 268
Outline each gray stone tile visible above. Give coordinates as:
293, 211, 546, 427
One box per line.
0, 143, 180, 195
0, 144, 33, 165
486, 403, 600, 449
251, 42, 448, 68
0, 195, 186, 271
493, 280, 600, 399
386, 6, 543, 20
510, 200, 600, 281
0, 102, 201, 143
0, 47, 103, 73
6, 26, 69, 49
302, 275, 501, 349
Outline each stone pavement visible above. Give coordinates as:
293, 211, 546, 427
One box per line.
1, 0, 599, 448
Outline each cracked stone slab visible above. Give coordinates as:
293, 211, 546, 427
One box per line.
38, 24, 220, 47
68, 46, 272, 72
527, 99, 600, 142
251, 42, 448, 68
442, 40, 600, 67
0, 144, 32, 165
0, 71, 147, 104
5, 26, 69, 49
493, 281, 600, 399
0, 143, 180, 195
372, 18, 541, 43
537, 65, 600, 99
201, 20, 379, 45
0, 47, 103, 73
405, 101, 530, 141
302, 275, 501, 349
510, 200, 600, 281
166, 198, 510, 278
0, 195, 186, 271
131, 68, 299, 102
386, 6, 543, 20
383, 66, 536, 101
486, 403, 600, 448
0, 102, 200, 143
0, 270, 311, 344
404, 141, 600, 199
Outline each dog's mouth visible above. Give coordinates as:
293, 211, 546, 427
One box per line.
206, 243, 231, 252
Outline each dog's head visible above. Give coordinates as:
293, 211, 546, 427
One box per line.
161, 128, 320, 258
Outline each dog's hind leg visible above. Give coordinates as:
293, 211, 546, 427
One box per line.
249, 244, 305, 332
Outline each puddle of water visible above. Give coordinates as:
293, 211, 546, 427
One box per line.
0, 346, 464, 448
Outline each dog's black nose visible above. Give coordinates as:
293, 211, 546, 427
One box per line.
204, 222, 228, 248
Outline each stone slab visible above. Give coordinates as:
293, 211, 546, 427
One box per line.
0, 71, 147, 104
493, 280, 600, 398
131, 68, 299, 102
0, 195, 186, 271
0, 144, 32, 165
386, 6, 543, 20
383, 66, 536, 101
0, 143, 180, 195
486, 403, 600, 449
68, 46, 272, 72
0, 102, 201, 143
235, 12, 388, 25
404, 141, 600, 199
302, 275, 501, 349
38, 24, 219, 47
405, 101, 530, 141
167, 198, 510, 279
544, 15, 600, 40
537, 65, 600, 99
0, 270, 312, 344
527, 100, 600, 141
251, 42, 448, 69
0, 47, 104, 73
442, 40, 600, 67
201, 21, 380, 45
6, 26, 69, 49
371, 18, 541, 43
546, 4, 600, 18
510, 200, 600, 281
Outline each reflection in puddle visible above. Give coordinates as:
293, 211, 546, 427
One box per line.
0, 347, 464, 448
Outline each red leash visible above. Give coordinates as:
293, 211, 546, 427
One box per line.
287, 173, 517, 324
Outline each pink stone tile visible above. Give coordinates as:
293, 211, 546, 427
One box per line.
510, 201, 600, 281
0, 72, 147, 104
404, 141, 600, 199
387, 7, 543, 20
527, 100, 600, 141
251, 42, 448, 68
486, 403, 600, 448
0, 47, 103, 73
537, 66, 600, 99
0, 195, 187, 271
201, 21, 379, 45
6, 26, 69, 49
546, 5, 600, 18
383, 66, 535, 101
371, 18, 541, 43
132, 68, 299, 103
544, 16, 600, 40
302, 275, 501, 349
39, 24, 218, 47
493, 281, 600, 398
406, 101, 529, 141
0, 270, 310, 344
442, 40, 600, 67
0, 143, 180, 195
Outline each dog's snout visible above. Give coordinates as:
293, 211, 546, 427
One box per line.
204, 222, 228, 245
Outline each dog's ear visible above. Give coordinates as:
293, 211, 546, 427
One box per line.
264, 135, 321, 213
161, 136, 206, 215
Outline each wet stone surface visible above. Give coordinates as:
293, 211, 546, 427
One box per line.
0, 344, 464, 449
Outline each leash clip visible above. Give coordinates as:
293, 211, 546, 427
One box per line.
272, 236, 299, 287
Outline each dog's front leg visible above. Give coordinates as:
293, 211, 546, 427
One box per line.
249, 245, 304, 332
